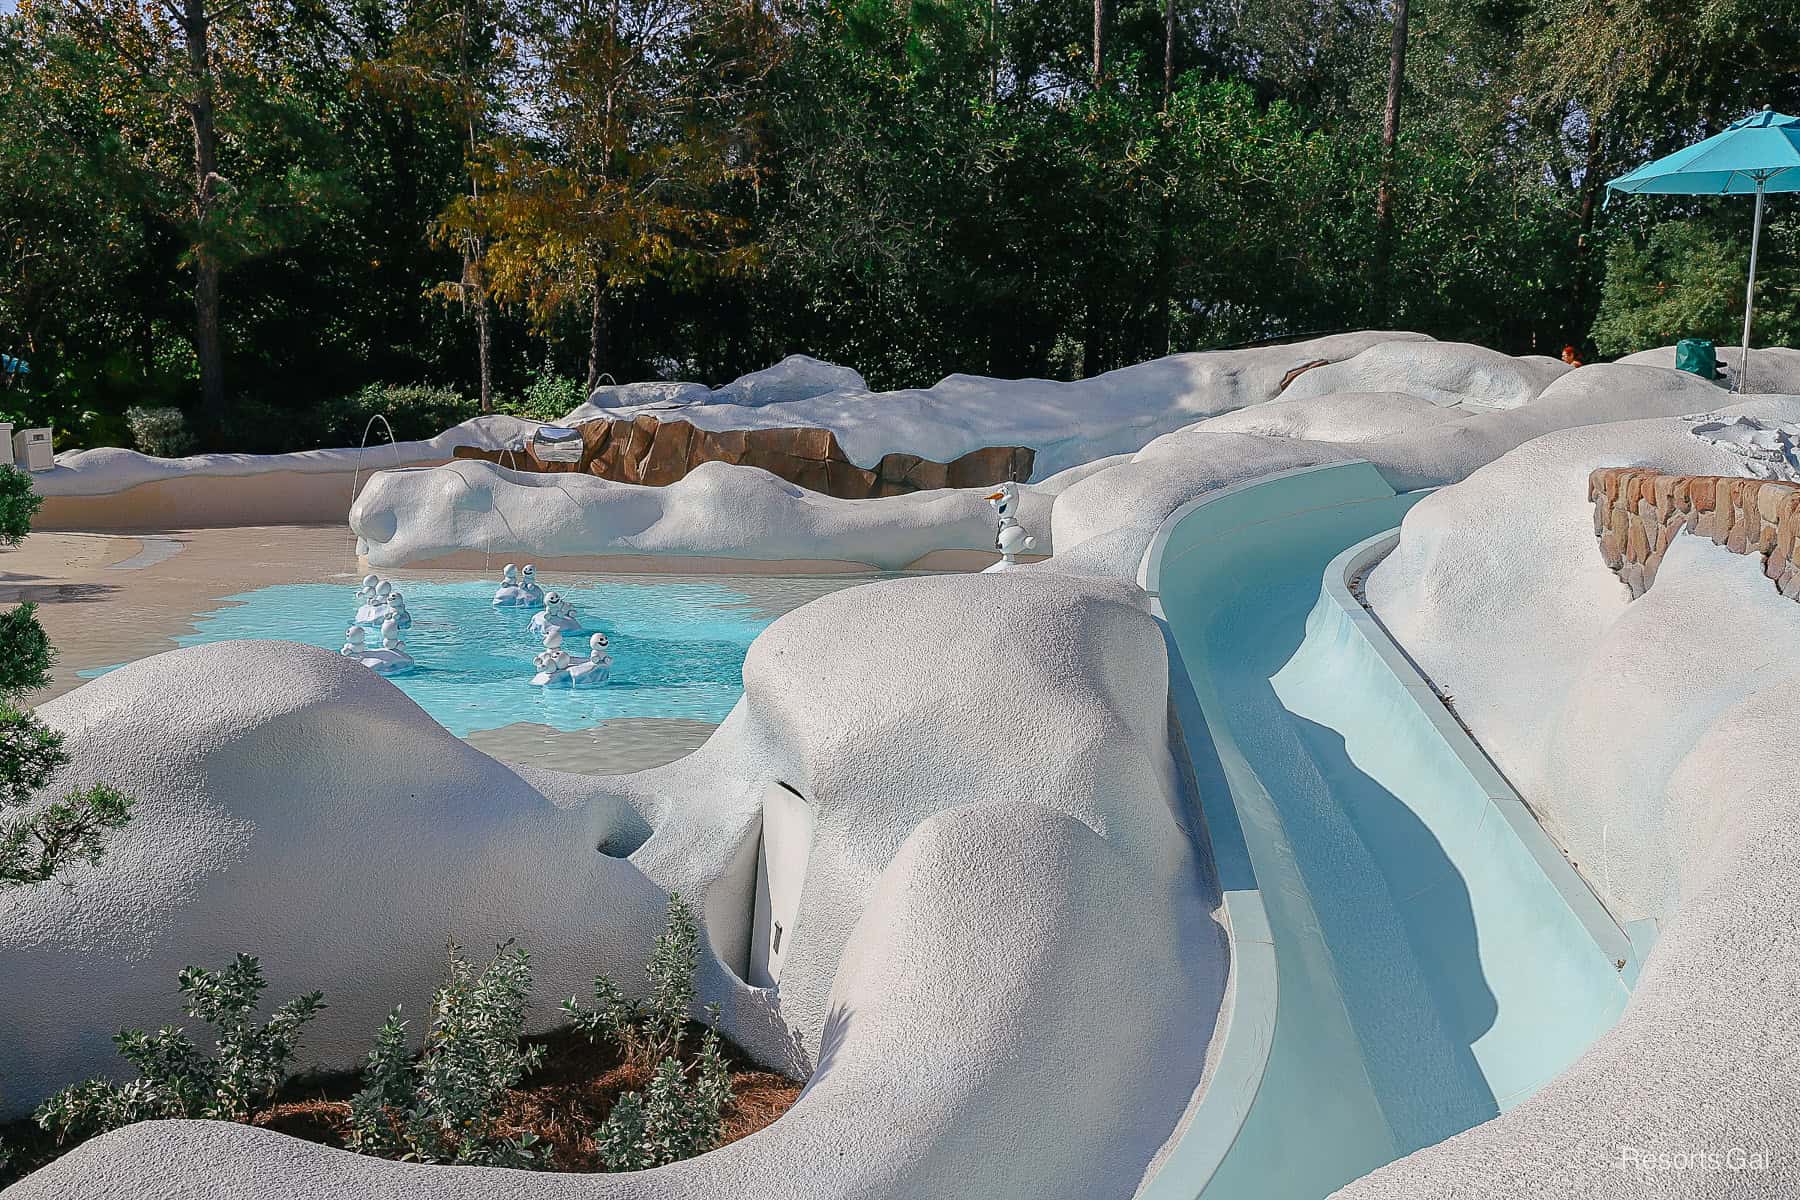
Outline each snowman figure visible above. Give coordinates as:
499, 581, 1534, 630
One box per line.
384, 591, 413, 631
354, 580, 394, 626
519, 564, 546, 607
340, 625, 367, 657
493, 564, 529, 607
354, 574, 381, 600
984, 481, 1038, 568
359, 618, 415, 676
529, 591, 583, 637
566, 632, 613, 689
530, 628, 575, 687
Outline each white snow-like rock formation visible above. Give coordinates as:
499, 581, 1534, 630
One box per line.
1277, 340, 1570, 410
1688, 413, 1800, 481
1619, 342, 1800, 395
1333, 397, 1800, 1197
349, 458, 1039, 569
1, 573, 1222, 1200
554, 331, 1431, 479
34, 414, 542, 498
708, 353, 869, 407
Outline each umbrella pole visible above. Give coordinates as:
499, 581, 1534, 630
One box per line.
1737, 178, 1766, 394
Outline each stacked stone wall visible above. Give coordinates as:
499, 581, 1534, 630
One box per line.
1589, 467, 1800, 599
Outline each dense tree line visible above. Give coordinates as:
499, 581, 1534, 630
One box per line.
1, 0, 1796, 451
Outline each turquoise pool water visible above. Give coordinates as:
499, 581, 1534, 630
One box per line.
84, 579, 790, 737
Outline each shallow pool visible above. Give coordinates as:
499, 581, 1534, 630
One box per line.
84, 576, 848, 738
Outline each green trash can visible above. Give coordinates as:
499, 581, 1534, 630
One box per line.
1675, 338, 1721, 379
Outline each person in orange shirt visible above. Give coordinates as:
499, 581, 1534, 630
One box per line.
1561, 344, 1584, 367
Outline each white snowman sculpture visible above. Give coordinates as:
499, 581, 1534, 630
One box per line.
984, 481, 1038, 569
358, 618, 415, 676
493, 564, 528, 606
381, 591, 412, 631
529, 628, 576, 687
529, 591, 582, 637
354, 579, 394, 626
566, 632, 612, 689
340, 625, 367, 657
354, 574, 381, 600
493, 563, 547, 608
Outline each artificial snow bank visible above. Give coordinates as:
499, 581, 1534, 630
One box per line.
348, 458, 1040, 571
1043, 360, 1729, 579
1340, 397, 1800, 1197
1, 572, 1224, 1200
30, 414, 543, 530
558, 331, 1430, 480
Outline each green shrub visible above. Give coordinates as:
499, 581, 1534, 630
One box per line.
321, 383, 477, 446
565, 894, 734, 1171
123, 406, 196, 458
564, 892, 700, 1069
1591, 221, 1797, 356
501, 359, 586, 424
592, 1022, 733, 1172
35, 956, 326, 1143
0, 466, 43, 548
345, 942, 545, 1167
0, 602, 53, 695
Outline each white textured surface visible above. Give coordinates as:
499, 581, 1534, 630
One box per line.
2, 573, 1224, 1200
1619, 343, 1800, 395
35, 415, 544, 497
1343, 397, 1800, 1197
557, 331, 1430, 479
1278, 340, 1570, 410
349, 458, 1036, 569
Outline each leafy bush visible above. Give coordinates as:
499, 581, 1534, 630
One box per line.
124, 406, 196, 458
565, 894, 734, 1171
0, 593, 133, 889
1592, 221, 1797, 356
592, 1021, 733, 1172
0, 602, 53, 695
320, 382, 477, 446
0, 466, 43, 548
35, 956, 326, 1143
346, 942, 545, 1167
501, 359, 586, 424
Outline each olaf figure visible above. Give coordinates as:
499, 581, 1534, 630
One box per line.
493, 564, 530, 607
984, 481, 1038, 568
359, 618, 415, 676
530, 628, 575, 687
530, 591, 583, 636
354, 579, 395, 626
519, 564, 546, 607
566, 632, 612, 689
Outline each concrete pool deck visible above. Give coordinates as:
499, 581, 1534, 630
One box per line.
2, 524, 874, 772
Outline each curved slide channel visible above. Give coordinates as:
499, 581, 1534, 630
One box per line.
1140, 461, 1632, 1200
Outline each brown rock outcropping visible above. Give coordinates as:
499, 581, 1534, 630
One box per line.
454, 417, 1034, 499
1589, 466, 1800, 599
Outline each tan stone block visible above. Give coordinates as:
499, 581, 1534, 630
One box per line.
1627, 517, 1650, 562
1599, 528, 1623, 569
1689, 476, 1716, 510
1654, 475, 1679, 519
1759, 483, 1788, 524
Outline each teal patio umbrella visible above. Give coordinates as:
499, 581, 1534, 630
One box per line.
1607, 107, 1800, 392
